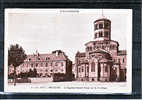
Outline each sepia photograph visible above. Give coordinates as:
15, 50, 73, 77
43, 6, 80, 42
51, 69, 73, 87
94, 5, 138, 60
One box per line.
4, 9, 132, 94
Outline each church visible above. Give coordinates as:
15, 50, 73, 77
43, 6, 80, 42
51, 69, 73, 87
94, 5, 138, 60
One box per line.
74, 17, 127, 82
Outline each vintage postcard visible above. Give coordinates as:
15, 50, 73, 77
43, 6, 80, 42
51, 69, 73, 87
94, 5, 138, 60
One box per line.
4, 9, 132, 94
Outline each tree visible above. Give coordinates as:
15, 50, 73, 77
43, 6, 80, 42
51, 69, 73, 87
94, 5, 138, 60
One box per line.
8, 44, 27, 85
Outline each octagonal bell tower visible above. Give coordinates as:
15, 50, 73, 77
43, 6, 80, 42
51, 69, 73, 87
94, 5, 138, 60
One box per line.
94, 18, 111, 41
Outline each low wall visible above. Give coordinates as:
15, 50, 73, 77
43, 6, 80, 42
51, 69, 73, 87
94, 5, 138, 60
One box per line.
29, 77, 53, 83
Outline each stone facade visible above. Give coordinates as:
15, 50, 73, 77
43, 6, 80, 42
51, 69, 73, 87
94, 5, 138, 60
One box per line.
8, 50, 72, 80
75, 18, 127, 82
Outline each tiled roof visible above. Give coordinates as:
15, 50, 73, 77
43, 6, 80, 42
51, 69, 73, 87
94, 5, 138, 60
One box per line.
76, 52, 86, 57
85, 40, 119, 46
99, 58, 112, 62
80, 60, 88, 64
94, 18, 111, 23
24, 51, 68, 62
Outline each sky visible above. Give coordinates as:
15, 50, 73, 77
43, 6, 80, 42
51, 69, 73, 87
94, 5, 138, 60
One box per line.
5, 9, 132, 62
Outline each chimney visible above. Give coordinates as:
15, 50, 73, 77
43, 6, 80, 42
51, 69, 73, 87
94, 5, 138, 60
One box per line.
56, 51, 59, 56
36, 50, 40, 56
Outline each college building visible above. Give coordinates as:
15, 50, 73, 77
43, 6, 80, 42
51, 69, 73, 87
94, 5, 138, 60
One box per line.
8, 50, 72, 81
74, 17, 127, 82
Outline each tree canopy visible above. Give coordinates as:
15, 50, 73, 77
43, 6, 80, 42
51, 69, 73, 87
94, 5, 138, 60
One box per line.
8, 44, 27, 67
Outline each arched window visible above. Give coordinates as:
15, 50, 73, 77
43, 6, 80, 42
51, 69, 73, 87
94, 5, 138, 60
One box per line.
87, 67, 89, 72
99, 23, 103, 29
99, 31, 103, 37
95, 24, 98, 30
91, 62, 95, 72
82, 67, 84, 72
105, 31, 108, 37
105, 66, 108, 72
104, 23, 109, 29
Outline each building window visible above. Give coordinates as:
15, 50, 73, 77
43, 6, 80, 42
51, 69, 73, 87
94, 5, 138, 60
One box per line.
95, 33, 97, 38
40, 73, 42, 76
82, 67, 84, 72
55, 62, 58, 66
95, 24, 98, 30
87, 67, 89, 72
97, 33, 99, 38
78, 68, 80, 73
46, 63, 48, 67
118, 59, 120, 63
31, 64, 33, 67
102, 46, 104, 49
91, 62, 95, 72
104, 23, 109, 29
112, 45, 115, 49
61, 62, 64, 66
110, 45, 112, 49
93, 46, 96, 50
99, 23, 103, 29
46, 57, 50, 60
123, 58, 125, 63
78, 60, 80, 64
92, 78, 94, 81
90, 47, 92, 51
104, 31, 108, 37
36, 63, 38, 67
50, 62, 52, 66
99, 31, 103, 37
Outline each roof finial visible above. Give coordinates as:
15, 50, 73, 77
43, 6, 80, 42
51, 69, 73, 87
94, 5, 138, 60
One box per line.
102, 9, 105, 18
